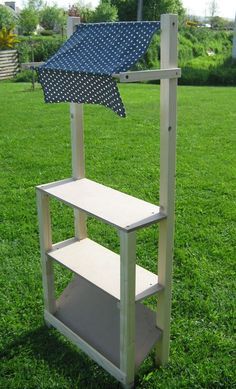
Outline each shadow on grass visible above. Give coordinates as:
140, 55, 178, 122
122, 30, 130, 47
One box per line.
0, 325, 121, 388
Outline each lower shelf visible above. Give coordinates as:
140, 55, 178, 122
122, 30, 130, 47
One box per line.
52, 276, 162, 370
48, 238, 163, 302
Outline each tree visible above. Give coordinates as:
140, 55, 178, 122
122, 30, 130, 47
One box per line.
210, 16, 228, 30
73, 2, 94, 22
208, 0, 218, 28
92, 1, 118, 22
0, 5, 17, 29
111, 0, 185, 22
40, 5, 65, 31
209, 0, 218, 18
143, 0, 185, 22
27, 0, 44, 11
55, 9, 67, 36
110, 0, 136, 21
18, 7, 39, 35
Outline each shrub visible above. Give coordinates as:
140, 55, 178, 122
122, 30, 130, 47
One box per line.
17, 40, 30, 62
192, 43, 205, 57
208, 67, 236, 86
179, 45, 193, 64
0, 27, 19, 50
17, 36, 64, 63
179, 67, 210, 85
40, 30, 54, 36
144, 33, 160, 69
33, 39, 63, 61
14, 69, 38, 82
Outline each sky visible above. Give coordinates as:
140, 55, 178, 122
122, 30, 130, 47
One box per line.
17, 0, 236, 20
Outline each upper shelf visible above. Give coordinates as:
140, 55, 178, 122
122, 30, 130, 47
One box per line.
37, 178, 166, 231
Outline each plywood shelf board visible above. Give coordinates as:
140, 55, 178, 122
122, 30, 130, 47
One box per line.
37, 178, 166, 231
48, 238, 163, 301
54, 276, 162, 369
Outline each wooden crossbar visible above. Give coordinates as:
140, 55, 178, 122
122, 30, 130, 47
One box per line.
114, 68, 181, 82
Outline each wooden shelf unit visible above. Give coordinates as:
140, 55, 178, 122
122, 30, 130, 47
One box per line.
37, 14, 178, 389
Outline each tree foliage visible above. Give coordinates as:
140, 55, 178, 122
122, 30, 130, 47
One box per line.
40, 6, 66, 31
0, 5, 17, 30
144, 0, 185, 21
73, 2, 94, 22
92, 1, 118, 23
110, 0, 136, 21
27, 0, 44, 11
18, 7, 39, 35
110, 0, 185, 21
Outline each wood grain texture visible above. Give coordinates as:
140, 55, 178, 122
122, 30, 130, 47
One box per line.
119, 68, 181, 83
36, 190, 56, 314
156, 14, 178, 366
48, 238, 162, 301
67, 16, 87, 240
38, 178, 166, 231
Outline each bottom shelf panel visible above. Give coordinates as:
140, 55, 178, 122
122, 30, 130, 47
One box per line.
54, 276, 162, 369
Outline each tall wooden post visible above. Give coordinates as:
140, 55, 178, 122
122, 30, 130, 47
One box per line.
156, 14, 178, 365
67, 17, 87, 240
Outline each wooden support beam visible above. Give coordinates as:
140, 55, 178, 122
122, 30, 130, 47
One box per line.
36, 190, 56, 316
117, 68, 181, 83
44, 310, 126, 384
156, 14, 178, 366
67, 17, 87, 240
120, 231, 136, 388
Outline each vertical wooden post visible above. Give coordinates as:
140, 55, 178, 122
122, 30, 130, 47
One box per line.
120, 231, 136, 388
156, 14, 178, 366
67, 17, 87, 240
137, 0, 143, 21
37, 190, 56, 315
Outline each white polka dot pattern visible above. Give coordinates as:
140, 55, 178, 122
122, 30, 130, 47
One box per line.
38, 21, 160, 117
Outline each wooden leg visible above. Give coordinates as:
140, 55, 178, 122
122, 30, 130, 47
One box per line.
74, 209, 87, 240
156, 218, 173, 365
37, 190, 56, 316
120, 231, 136, 388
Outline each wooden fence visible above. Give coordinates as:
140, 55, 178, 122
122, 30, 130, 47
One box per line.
0, 50, 19, 80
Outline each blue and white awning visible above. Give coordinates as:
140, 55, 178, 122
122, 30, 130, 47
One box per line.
38, 21, 160, 117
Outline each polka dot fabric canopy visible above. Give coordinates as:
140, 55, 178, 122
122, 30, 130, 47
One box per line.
38, 21, 160, 117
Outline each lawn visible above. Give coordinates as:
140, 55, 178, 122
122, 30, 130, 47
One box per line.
0, 82, 235, 388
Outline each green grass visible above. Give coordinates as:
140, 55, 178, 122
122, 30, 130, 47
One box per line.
0, 82, 235, 388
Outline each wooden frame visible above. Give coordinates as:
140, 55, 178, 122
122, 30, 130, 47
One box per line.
36, 14, 179, 388
37, 191, 56, 318
120, 231, 136, 387
116, 68, 181, 82
156, 14, 178, 365
67, 17, 87, 241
